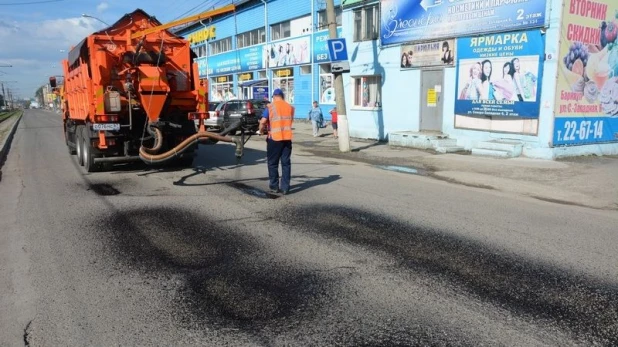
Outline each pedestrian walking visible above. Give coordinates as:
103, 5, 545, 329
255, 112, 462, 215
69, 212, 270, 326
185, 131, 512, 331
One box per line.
330, 107, 338, 139
258, 88, 295, 195
307, 101, 323, 137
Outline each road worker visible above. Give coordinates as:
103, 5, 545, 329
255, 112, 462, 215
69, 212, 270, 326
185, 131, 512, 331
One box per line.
258, 88, 295, 195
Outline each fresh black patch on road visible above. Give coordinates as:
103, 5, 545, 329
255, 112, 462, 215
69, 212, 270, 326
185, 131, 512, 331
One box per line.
96, 207, 335, 337
227, 182, 280, 199
280, 205, 618, 346
89, 183, 120, 196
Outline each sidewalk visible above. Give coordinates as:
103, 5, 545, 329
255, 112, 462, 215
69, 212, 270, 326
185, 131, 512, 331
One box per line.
287, 120, 618, 211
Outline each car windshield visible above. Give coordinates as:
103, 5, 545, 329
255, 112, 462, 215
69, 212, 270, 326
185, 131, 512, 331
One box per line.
209, 103, 219, 111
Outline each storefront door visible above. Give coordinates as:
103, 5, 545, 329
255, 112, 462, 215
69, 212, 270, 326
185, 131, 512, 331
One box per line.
419, 69, 444, 132
241, 86, 251, 99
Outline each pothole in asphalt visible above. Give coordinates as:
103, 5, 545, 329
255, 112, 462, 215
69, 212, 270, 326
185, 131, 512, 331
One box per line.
227, 182, 280, 199
376, 165, 425, 175
89, 183, 120, 196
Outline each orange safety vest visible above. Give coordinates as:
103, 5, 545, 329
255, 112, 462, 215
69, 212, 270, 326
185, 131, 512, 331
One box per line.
267, 100, 295, 141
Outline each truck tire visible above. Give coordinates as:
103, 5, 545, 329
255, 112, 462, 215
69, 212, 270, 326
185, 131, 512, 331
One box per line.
82, 126, 99, 172
76, 125, 84, 166
65, 122, 76, 155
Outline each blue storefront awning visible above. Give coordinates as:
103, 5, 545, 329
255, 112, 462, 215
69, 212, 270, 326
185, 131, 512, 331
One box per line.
240, 79, 267, 87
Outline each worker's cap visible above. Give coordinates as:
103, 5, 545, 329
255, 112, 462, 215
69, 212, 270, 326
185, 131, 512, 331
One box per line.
272, 88, 284, 98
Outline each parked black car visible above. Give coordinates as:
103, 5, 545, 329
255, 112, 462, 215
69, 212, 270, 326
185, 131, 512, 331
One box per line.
219, 99, 269, 134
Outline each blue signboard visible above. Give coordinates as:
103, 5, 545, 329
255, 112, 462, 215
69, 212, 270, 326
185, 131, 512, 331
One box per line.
554, 117, 618, 146
196, 44, 265, 77
380, 0, 547, 46
454, 29, 544, 118
252, 86, 269, 101
313, 28, 342, 63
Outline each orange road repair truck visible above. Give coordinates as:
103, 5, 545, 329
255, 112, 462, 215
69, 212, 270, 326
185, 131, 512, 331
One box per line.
50, 6, 244, 172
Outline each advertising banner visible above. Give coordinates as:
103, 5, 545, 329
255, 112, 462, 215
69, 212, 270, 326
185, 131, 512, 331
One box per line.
380, 0, 547, 46
553, 0, 618, 146
313, 28, 343, 63
197, 44, 265, 77
454, 29, 543, 118
265, 36, 311, 68
400, 39, 456, 68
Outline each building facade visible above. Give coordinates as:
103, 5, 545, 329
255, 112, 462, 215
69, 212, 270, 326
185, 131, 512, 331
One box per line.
177, 0, 343, 120
341, 0, 618, 159
179, 0, 618, 159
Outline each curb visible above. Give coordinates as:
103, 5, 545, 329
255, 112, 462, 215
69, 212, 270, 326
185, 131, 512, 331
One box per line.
0, 114, 23, 182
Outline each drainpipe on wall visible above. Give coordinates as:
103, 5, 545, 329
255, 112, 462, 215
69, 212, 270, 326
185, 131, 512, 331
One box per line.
311, 0, 315, 106
261, 0, 269, 95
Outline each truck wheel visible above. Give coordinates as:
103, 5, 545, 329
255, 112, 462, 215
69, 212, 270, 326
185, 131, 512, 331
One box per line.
76, 125, 84, 166
82, 127, 98, 172
65, 122, 76, 155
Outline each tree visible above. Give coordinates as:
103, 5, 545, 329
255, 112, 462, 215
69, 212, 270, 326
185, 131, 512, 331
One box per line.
35, 86, 44, 106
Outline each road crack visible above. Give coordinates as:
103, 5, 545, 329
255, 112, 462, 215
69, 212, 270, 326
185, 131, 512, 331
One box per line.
23, 320, 32, 346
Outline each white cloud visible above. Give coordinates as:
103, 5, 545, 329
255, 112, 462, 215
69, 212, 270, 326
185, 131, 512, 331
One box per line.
97, 2, 109, 13
0, 16, 104, 97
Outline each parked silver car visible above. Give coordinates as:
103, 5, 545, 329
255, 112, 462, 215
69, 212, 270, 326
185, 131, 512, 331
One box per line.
195, 102, 223, 130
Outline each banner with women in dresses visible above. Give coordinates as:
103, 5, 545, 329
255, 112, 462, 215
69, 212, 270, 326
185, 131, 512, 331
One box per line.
454, 29, 544, 118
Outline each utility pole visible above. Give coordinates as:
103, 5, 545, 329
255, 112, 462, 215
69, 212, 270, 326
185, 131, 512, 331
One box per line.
326, 0, 350, 152
1, 83, 5, 109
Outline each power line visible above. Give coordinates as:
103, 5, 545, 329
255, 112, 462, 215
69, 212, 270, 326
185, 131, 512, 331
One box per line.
0, 0, 64, 5
171, 1, 211, 21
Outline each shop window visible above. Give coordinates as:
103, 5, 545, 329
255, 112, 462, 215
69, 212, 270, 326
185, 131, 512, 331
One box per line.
353, 4, 379, 42
210, 75, 236, 102
271, 20, 291, 41
319, 63, 335, 104
300, 65, 312, 75
209, 37, 232, 55
273, 68, 294, 103
319, 63, 331, 74
257, 70, 267, 79
236, 28, 266, 48
352, 76, 381, 108
317, 8, 342, 30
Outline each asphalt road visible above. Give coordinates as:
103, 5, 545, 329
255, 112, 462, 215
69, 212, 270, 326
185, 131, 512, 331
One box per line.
1, 109, 617, 346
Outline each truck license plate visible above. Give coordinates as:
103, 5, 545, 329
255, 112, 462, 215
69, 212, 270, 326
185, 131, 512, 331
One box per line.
93, 123, 120, 131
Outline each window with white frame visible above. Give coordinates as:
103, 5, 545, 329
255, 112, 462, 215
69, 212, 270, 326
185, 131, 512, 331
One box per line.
236, 27, 266, 48
352, 76, 381, 108
270, 20, 291, 41
209, 37, 232, 55
317, 8, 342, 30
192, 44, 207, 58
300, 65, 311, 75
353, 4, 379, 42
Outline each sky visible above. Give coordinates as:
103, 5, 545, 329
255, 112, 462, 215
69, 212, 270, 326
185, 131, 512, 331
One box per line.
0, 0, 231, 100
